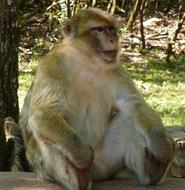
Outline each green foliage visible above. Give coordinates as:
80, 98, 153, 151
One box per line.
19, 59, 38, 108
166, 54, 185, 69
122, 54, 185, 126
138, 47, 150, 55
32, 39, 46, 55
44, 4, 65, 24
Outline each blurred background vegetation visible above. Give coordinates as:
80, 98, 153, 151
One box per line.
18, 0, 185, 126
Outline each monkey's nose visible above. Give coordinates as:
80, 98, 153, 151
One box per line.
103, 50, 118, 58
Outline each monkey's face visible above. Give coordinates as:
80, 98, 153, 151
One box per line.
89, 25, 119, 64
65, 8, 120, 64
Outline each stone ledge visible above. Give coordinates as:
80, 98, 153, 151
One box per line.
0, 172, 62, 190
0, 172, 185, 190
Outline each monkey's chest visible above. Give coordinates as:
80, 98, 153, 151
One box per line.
69, 82, 114, 147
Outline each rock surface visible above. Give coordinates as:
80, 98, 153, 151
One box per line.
1, 172, 185, 190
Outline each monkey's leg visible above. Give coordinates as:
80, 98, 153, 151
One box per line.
26, 136, 90, 190
28, 110, 93, 190
32, 140, 91, 190
90, 113, 150, 183
90, 112, 172, 185
116, 100, 175, 184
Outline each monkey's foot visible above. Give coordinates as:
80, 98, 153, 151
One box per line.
144, 147, 172, 185
73, 146, 94, 171
68, 156, 93, 190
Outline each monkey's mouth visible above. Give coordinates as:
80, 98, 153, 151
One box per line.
101, 50, 118, 64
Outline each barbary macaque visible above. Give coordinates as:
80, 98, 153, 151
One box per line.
166, 126, 185, 177
4, 117, 20, 141
4, 117, 28, 171
20, 8, 175, 190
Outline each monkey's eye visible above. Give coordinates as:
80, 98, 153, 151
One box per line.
92, 26, 104, 32
108, 27, 117, 35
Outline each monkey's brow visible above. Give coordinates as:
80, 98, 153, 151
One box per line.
91, 26, 115, 31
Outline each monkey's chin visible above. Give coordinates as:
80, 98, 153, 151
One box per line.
104, 57, 117, 65
101, 51, 118, 65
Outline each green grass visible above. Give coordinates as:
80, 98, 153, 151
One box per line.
122, 54, 185, 126
18, 59, 37, 109
18, 54, 185, 126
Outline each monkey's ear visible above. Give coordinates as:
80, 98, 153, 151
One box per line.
62, 19, 73, 37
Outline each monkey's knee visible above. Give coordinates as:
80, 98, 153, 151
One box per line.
32, 146, 91, 190
49, 157, 92, 190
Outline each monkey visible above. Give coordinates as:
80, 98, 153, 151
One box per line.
4, 117, 29, 172
20, 8, 175, 190
4, 117, 21, 141
166, 126, 185, 177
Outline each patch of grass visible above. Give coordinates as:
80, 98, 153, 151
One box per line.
123, 54, 185, 126
18, 59, 38, 109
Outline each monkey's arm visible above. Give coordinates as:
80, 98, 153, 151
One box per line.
115, 69, 174, 163
29, 107, 93, 170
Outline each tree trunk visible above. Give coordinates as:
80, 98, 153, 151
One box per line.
72, 0, 78, 16
91, 0, 96, 7
66, 0, 71, 18
0, 0, 19, 170
166, 4, 185, 63
172, 9, 185, 42
121, 0, 126, 9
107, 0, 116, 15
127, 0, 142, 31
139, 0, 147, 49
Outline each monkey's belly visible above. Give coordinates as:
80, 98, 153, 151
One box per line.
68, 79, 114, 147
69, 110, 108, 148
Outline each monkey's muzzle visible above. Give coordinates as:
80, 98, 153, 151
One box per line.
101, 50, 118, 64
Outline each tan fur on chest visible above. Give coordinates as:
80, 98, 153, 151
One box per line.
67, 62, 116, 147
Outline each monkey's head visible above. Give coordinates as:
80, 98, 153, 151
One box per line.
4, 117, 20, 140
63, 8, 119, 64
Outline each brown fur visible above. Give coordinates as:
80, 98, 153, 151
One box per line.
20, 8, 175, 190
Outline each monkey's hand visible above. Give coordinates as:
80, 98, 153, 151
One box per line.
145, 128, 175, 184
117, 99, 175, 184
146, 128, 175, 164
67, 156, 92, 190
69, 142, 94, 171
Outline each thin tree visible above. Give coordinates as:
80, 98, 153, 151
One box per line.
107, 0, 116, 15
91, 0, 97, 7
139, 0, 147, 49
166, 3, 185, 63
127, 0, 142, 31
72, 0, 78, 16
0, 0, 19, 170
66, 0, 71, 18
